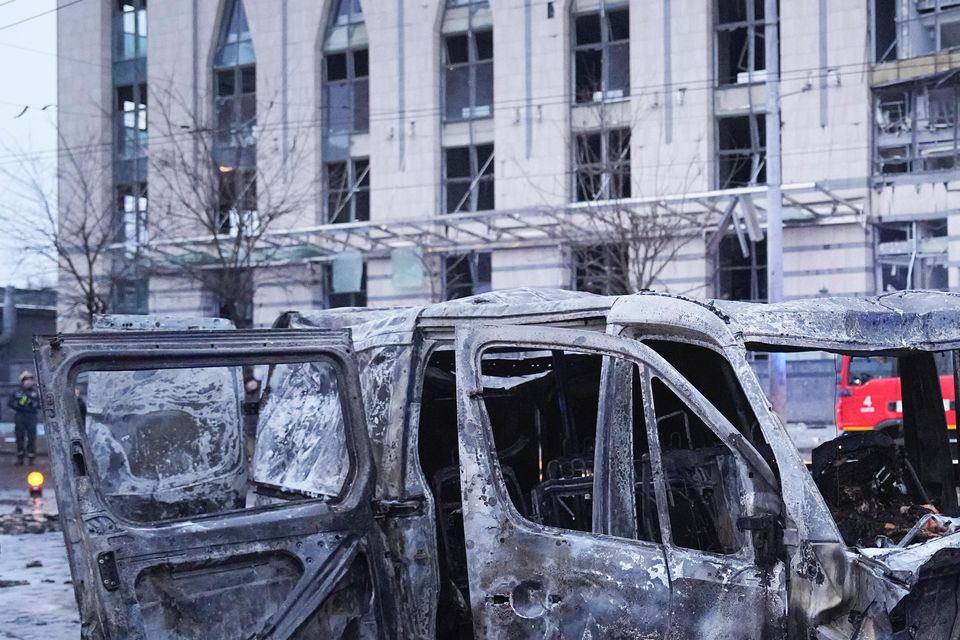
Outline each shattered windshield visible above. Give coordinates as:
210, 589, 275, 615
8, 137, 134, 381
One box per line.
82, 358, 352, 523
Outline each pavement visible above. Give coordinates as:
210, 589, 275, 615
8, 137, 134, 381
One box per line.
0, 453, 79, 640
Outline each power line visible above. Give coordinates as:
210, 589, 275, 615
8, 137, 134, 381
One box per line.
0, 0, 84, 33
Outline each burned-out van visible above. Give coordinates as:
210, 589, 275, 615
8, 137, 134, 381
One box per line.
33, 289, 960, 639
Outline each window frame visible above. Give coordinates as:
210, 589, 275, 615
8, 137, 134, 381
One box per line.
572, 6, 631, 104
571, 243, 630, 295
324, 158, 370, 224
716, 112, 766, 189
714, 234, 767, 302
325, 261, 368, 308
715, 0, 767, 87
573, 128, 631, 202
442, 143, 495, 213
442, 28, 494, 122
442, 251, 492, 300
322, 47, 370, 135
115, 83, 148, 161
114, 181, 148, 246
456, 325, 779, 559
113, 0, 148, 62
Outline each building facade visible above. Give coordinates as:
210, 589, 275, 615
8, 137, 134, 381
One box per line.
56, 0, 960, 330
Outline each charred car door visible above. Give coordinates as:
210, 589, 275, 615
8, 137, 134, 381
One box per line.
454, 325, 786, 639
34, 329, 395, 640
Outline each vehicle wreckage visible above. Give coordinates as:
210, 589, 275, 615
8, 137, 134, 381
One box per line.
31, 289, 960, 639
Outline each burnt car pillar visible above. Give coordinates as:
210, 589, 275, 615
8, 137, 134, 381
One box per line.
899, 353, 958, 515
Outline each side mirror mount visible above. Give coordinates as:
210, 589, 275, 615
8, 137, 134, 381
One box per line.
738, 513, 784, 569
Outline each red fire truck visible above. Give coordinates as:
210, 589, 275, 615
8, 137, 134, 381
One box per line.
836, 354, 956, 434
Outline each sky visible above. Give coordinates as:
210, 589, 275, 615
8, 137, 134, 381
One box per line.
0, 0, 57, 289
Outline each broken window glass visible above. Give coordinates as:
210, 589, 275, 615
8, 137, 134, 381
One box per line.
323, 47, 369, 134
444, 144, 495, 213
875, 79, 960, 175
574, 128, 631, 201
573, 7, 630, 103
875, 0, 898, 62
82, 357, 353, 523
876, 219, 949, 292
443, 28, 494, 121
717, 113, 765, 188
325, 158, 370, 224
443, 252, 492, 300
572, 244, 630, 295
716, 0, 767, 86
715, 234, 767, 302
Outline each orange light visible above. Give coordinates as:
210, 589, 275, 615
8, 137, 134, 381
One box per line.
27, 471, 44, 489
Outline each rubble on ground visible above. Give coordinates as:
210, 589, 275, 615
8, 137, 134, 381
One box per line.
0, 506, 60, 535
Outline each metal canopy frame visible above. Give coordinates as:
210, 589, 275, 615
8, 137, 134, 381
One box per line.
145, 181, 867, 264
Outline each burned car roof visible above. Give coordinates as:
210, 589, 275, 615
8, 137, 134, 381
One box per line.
282, 288, 960, 355
715, 290, 960, 353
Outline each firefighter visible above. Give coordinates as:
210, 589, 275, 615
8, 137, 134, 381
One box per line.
8, 371, 41, 466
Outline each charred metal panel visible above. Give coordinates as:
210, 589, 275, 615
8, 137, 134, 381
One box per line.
899, 353, 958, 514
33, 329, 398, 640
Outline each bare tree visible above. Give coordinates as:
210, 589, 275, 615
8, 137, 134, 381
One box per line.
145, 84, 314, 327
549, 101, 708, 296
0, 136, 131, 330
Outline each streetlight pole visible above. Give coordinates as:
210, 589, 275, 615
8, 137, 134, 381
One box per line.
765, 0, 787, 422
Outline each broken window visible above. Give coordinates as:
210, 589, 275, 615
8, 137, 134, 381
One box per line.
323, 0, 367, 138
115, 83, 147, 160
876, 219, 949, 291
323, 48, 369, 134
875, 0, 898, 62
882, 0, 960, 60
573, 5, 630, 103
114, 182, 148, 245
216, 168, 258, 236
326, 262, 367, 308
874, 79, 960, 175
324, 158, 370, 224
443, 144, 494, 213
113, 0, 147, 61
716, 0, 766, 86
717, 113, 766, 188
572, 244, 630, 295
81, 357, 352, 523
213, 0, 256, 168
443, 252, 492, 300
715, 234, 767, 302
112, 278, 149, 315
574, 128, 630, 201
443, 28, 493, 121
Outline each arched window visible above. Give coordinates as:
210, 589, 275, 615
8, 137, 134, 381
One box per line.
213, 0, 257, 235
322, 0, 370, 226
